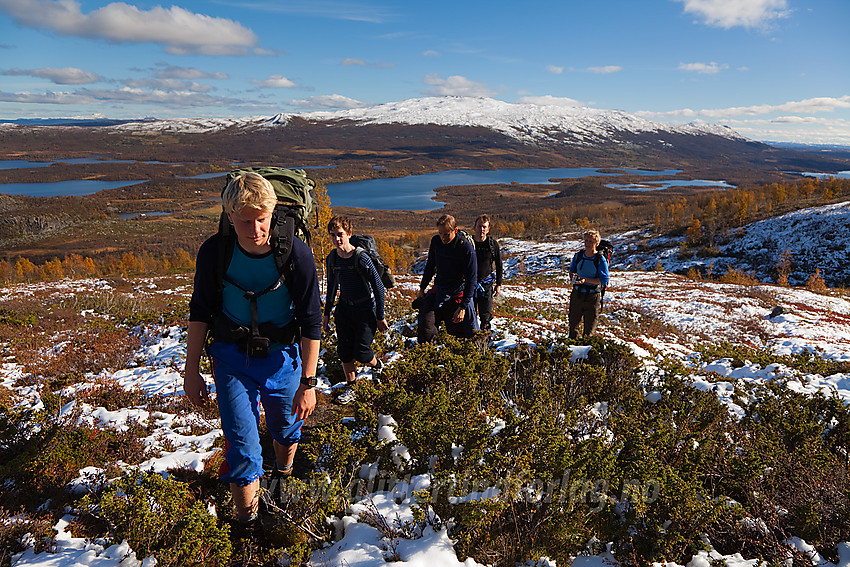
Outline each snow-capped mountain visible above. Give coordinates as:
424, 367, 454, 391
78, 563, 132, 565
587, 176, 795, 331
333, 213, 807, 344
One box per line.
104, 96, 749, 146
301, 96, 749, 145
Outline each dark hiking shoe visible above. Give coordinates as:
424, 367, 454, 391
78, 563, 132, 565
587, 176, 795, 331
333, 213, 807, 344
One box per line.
372, 359, 385, 382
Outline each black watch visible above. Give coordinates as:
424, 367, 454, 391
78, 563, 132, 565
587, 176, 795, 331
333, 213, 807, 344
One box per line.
300, 375, 318, 387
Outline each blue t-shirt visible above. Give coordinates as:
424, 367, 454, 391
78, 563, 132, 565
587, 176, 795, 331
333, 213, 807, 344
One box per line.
222, 244, 294, 328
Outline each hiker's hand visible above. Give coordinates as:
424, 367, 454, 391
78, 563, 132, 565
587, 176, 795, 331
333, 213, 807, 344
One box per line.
494, 285, 501, 297
293, 384, 316, 421
452, 306, 465, 323
183, 369, 209, 407
322, 315, 331, 334
377, 318, 389, 332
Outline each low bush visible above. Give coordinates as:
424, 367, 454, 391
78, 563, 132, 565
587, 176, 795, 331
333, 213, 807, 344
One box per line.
79, 471, 231, 566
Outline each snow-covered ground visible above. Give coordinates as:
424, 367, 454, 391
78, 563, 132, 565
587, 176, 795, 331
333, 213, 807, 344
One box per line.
5, 227, 850, 567
611, 200, 850, 288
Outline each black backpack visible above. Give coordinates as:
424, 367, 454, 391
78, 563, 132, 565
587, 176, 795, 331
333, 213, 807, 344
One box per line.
210, 167, 317, 357
327, 234, 395, 294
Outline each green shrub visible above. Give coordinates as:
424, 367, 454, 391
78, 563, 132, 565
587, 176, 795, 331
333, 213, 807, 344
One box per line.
81, 471, 231, 566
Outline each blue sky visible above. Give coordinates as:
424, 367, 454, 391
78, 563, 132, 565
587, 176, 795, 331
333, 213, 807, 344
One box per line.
0, 0, 848, 145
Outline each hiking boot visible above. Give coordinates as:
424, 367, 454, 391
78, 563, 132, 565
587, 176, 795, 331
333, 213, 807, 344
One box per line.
337, 382, 357, 405
233, 515, 264, 541
371, 359, 384, 382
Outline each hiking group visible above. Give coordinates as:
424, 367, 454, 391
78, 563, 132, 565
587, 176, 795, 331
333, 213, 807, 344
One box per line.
181, 167, 609, 535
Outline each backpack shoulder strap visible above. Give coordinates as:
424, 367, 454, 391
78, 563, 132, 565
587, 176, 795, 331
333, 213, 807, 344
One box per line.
214, 214, 236, 317
270, 214, 296, 291
488, 236, 498, 259
352, 247, 373, 295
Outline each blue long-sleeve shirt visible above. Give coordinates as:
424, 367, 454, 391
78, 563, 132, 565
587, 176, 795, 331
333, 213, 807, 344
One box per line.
420, 233, 477, 305
569, 250, 610, 290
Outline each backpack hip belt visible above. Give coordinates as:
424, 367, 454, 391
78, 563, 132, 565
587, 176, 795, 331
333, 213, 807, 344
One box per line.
212, 312, 300, 352
339, 294, 374, 307
572, 284, 600, 295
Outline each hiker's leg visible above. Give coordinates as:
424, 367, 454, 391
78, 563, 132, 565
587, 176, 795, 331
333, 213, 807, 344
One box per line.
210, 344, 264, 489
567, 291, 583, 339
341, 360, 357, 383
417, 293, 438, 343
231, 479, 260, 521
584, 293, 601, 336
444, 302, 475, 339
478, 282, 494, 330
272, 440, 298, 470
259, 344, 304, 466
335, 305, 357, 381
351, 305, 378, 365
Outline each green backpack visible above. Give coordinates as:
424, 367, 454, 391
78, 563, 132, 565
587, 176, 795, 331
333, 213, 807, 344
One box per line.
223, 166, 317, 244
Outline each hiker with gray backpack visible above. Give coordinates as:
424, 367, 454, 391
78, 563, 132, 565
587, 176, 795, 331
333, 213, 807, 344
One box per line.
323, 216, 389, 405
567, 229, 611, 339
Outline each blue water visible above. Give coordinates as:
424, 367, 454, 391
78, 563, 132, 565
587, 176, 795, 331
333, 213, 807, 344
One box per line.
800, 170, 850, 180
180, 172, 227, 179
0, 179, 148, 197
327, 167, 684, 210
0, 158, 138, 169
606, 179, 736, 191
1, 159, 52, 169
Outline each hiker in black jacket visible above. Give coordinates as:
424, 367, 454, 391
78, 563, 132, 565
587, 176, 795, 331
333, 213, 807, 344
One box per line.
323, 216, 388, 405
417, 214, 478, 342
472, 214, 503, 331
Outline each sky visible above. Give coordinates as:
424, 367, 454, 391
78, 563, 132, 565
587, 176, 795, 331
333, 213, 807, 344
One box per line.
0, 0, 848, 145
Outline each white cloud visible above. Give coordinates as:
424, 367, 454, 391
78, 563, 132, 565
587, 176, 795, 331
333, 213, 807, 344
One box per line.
340, 58, 394, 68
154, 65, 228, 80
517, 95, 583, 107
422, 74, 495, 97
0, 0, 260, 55
674, 0, 790, 29
636, 95, 850, 119
546, 65, 564, 75
252, 75, 297, 88
210, 1, 394, 24
2, 66, 102, 84
0, 87, 246, 107
122, 78, 214, 92
289, 94, 367, 110
422, 50, 439, 57
679, 62, 728, 74
587, 65, 621, 74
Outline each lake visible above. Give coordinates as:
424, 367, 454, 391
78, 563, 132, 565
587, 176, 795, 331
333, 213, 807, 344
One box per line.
605, 179, 735, 191
0, 158, 148, 169
0, 179, 148, 197
325, 167, 731, 210
800, 170, 850, 180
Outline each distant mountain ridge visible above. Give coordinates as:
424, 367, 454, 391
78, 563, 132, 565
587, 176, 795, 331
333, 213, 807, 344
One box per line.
102, 96, 749, 146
